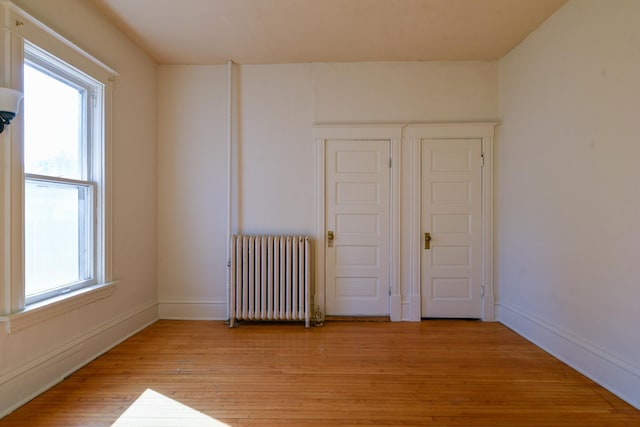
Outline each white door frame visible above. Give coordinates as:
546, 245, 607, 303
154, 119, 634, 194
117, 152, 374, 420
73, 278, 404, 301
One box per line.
404, 123, 496, 321
314, 123, 496, 322
313, 125, 403, 321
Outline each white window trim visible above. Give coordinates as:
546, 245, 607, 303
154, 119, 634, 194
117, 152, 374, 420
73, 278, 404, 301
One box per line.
0, 1, 117, 83
0, 1, 117, 332
0, 281, 117, 334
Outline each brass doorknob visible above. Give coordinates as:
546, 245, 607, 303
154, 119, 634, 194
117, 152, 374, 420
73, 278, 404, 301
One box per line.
424, 232, 431, 250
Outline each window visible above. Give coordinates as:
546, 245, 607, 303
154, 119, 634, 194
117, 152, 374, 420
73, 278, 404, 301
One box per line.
23, 42, 105, 305
0, 2, 115, 328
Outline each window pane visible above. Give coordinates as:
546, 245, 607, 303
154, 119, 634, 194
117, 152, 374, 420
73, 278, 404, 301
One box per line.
24, 64, 83, 179
25, 181, 92, 299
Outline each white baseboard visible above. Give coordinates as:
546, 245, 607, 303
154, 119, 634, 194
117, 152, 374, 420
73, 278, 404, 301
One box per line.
482, 293, 496, 321
401, 295, 421, 321
497, 301, 640, 410
158, 298, 227, 320
391, 295, 402, 321
0, 302, 159, 419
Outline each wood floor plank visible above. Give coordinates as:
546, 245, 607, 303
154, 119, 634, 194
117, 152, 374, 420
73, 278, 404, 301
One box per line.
1, 320, 638, 426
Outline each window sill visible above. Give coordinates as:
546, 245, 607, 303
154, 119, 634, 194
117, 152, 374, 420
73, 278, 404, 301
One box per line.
0, 281, 117, 334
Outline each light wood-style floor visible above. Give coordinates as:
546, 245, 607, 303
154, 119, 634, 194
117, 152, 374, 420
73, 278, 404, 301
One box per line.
1, 320, 639, 426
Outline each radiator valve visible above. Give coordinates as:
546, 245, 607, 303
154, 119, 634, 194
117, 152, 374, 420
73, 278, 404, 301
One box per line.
312, 306, 324, 327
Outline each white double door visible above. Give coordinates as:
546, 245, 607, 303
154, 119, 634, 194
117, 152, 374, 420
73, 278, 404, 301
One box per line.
323, 138, 483, 318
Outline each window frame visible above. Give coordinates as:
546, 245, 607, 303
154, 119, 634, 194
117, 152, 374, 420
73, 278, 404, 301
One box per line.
23, 43, 104, 305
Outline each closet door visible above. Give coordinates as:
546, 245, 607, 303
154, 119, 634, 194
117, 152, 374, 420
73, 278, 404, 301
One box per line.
325, 139, 391, 316
421, 139, 482, 318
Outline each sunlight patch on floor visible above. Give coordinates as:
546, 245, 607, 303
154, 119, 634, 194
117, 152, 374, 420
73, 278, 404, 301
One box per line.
111, 389, 230, 427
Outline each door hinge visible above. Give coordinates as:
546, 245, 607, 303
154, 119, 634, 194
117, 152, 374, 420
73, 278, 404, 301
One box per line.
480, 285, 485, 298
389, 286, 391, 296
481, 152, 485, 168
389, 158, 392, 168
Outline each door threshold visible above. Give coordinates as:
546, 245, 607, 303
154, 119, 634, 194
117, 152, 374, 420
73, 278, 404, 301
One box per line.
324, 316, 391, 322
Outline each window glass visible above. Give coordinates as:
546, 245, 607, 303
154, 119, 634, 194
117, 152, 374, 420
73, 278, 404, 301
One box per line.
23, 64, 83, 180
24, 181, 92, 299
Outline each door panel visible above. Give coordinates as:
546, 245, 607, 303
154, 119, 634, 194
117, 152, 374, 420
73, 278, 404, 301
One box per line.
326, 140, 390, 316
421, 139, 482, 318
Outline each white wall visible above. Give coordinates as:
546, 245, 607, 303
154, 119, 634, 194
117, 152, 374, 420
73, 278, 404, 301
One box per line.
157, 61, 498, 318
157, 65, 228, 317
498, 0, 640, 409
0, 0, 158, 417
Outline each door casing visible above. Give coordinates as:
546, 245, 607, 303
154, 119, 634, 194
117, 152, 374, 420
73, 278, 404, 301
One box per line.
314, 126, 402, 321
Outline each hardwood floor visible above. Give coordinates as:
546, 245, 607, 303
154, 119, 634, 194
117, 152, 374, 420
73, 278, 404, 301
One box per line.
1, 320, 638, 426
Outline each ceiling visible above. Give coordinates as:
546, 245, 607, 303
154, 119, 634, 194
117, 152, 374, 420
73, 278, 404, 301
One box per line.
89, 0, 568, 65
